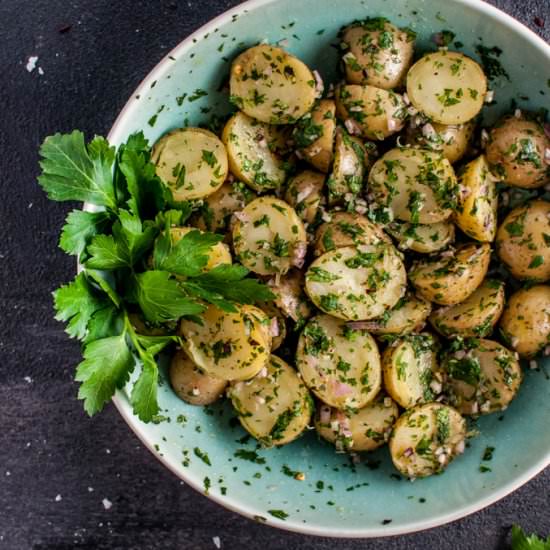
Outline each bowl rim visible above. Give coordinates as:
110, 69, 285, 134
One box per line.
106, 0, 550, 538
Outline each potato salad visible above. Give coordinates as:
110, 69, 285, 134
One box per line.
149, 18, 550, 479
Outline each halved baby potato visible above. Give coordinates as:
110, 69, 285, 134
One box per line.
229, 355, 313, 446
232, 197, 307, 276
191, 180, 256, 234
327, 129, 372, 205
352, 292, 432, 335
455, 155, 498, 242
169, 227, 231, 271
305, 244, 407, 321
335, 84, 407, 141
382, 333, 439, 408
222, 112, 287, 192
315, 394, 399, 452
284, 170, 325, 225
169, 349, 228, 406
385, 220, 455, 253
152, 127, 228, 201
442, 339, 522, 415
367, 147, 458, 224
295, 99, 337, 173
406, 51, 487, 125
485, 114, 550, 189
296, 314, 382, 410
389, 403, 467, 478
341, 19, 415, 89
496, 200, 550, 282
229, 44, 317, 124
409, 243, 491, 305
405, 121, 475, 164
314, 211, 389, 257
499, 285, 550, 358
267, 269, 313, 323
430, 279, 505, 338
179, 304, 271, 381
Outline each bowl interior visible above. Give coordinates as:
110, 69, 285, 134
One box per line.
108, 0, 550, 537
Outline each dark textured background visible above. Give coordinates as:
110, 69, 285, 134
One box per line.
0, 1, 549, 549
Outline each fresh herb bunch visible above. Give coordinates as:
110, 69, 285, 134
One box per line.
38, 130, 274, 422
511, 525, 550, 550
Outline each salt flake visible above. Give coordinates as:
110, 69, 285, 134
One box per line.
25, 56, 38, 72
102, 498, 112, 510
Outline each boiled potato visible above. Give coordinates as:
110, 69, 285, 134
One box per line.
222, 112, 287, 192
442, 339, 522, 415
382, 333, 439, 408
405, 121, 475, 164
179, 304, 271, 381
169, 227, 231, 271
284, 170, 325, 225
499, 285, 550, 357
335, 84, 407, 141
295, 99, 337, 173
314, 211, 389, 257
389, 403, 466, 478
232, 197, 307, 276
191, 180, 256, 234
385, 220, 455, 253
327, 129, 372, 205
267, 269, 313, 323
229, 44, 317, 124
406, 51, 487, 124
296, 314, 381, 409
496, 200, 550, 282
315, 395, 399, 452
351, 292, 432, 335
169, 350, 227, 406
152, 127, 228, 200
367, 147, 458, 224
485, 114, 550, 188
341, 18, 415, 89
257, 301, 287, 351
305, 244, 407, 321
430, 279, 505, 339
454, 155, 498, 242
229, 355, 313, 446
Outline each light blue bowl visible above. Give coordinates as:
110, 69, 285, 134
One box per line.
107, 0, 550, 537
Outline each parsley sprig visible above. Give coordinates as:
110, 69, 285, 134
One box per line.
38, 130, 274, 421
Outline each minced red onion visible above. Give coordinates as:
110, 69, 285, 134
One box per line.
484, 90, 494, 103
319, 406, 331, 424
403, 447, 414, 458
233, 210, 250, 223
344, 118, 361, 135
296, 184, 314, 203
291, 241, 307, 269
544, 123, 550, 140
313, 70, 324, 97
269, 317, 280, 337
333, 382, 353, 397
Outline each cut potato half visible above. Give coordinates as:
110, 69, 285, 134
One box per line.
409, 243, 491, 305
295, 99, 337, 173
267, 269, 313, 324
169, 349, 228, 406
386, 220, 455, 253
179, 304, 271, 381
442, 339, 522, 415
382, 333, 439, 408
455, 155, 498, 242
229, 44, 317, 124
389, 403, 467, 478
152, 127, 228, 201
430, 279, 505, 338
367, 147, 457, 224
315, 394, 399, 452
296, 314, 382, 410
222, 112, 288, 192
229, 355, 313, 446
406, 51, 487, 124
305, 244, 407, 321
284, 170, 325, 225
233, 197, 307, 276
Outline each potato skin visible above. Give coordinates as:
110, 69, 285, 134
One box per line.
341, 20, 415, 89
170, 350, 228, 406
496, 200, 550, 282
499, 285, 550, 358
485, 115, 550, 188
409, 243, 491, 305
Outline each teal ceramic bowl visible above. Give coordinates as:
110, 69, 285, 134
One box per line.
107, 0, 550, 537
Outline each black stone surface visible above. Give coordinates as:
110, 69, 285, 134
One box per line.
0, 1, 548, 548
